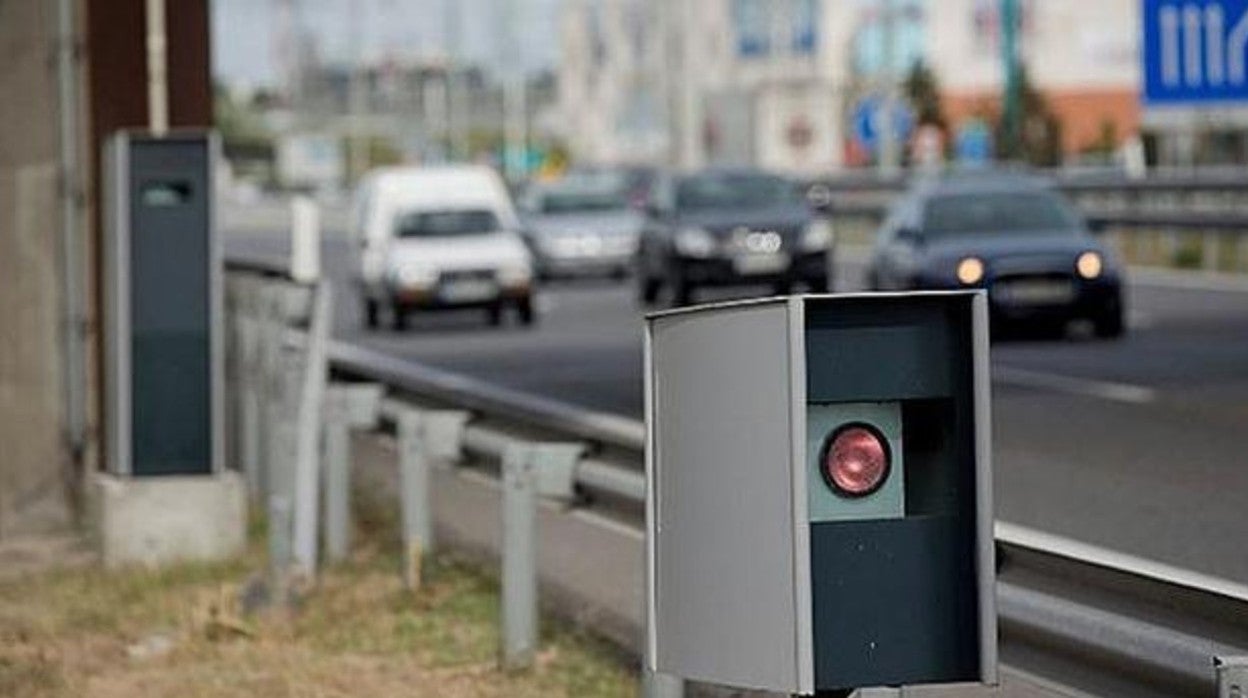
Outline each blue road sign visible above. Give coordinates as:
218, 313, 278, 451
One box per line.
955, 120, 994, 165
852, 96, 914, 154
1142, 0, 1248, 105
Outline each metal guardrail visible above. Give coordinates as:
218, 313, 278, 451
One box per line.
808, 169, 1248, 195
808, 172, 1248, 228
224, 254, 1248, 696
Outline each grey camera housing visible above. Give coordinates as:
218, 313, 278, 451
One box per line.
644, 293, 996, 694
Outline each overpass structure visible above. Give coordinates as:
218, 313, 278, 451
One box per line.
0, 0, 210, 535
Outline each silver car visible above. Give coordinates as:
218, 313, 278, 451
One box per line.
519, 173, 644, 280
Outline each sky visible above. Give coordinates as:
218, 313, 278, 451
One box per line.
211, 0, 562, 89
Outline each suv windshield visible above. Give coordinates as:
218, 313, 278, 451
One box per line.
395, 209, 500, 238
675, 174, 802, 210
535, 173, 633, 214
923, 192, 1078, 236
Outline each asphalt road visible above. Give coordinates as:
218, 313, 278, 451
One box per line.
225, 218, 1248, 585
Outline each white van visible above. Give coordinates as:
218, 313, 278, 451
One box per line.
352, 165, 535, 329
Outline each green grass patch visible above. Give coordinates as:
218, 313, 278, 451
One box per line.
0, 546, 635, 698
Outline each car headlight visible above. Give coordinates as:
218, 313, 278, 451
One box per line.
801, 219, 836, 251
1076, 251, 1103, 280
675, 227, 717, 258
497, 263, 532, 287
390, 263, 438, 288
956, 257, 985, 285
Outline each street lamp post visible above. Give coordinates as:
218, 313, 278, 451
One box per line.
1000, 0, 1022, 160
878, 0, 901, 174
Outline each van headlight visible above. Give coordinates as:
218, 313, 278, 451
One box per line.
497, 263, 532, 287
390, 263, 438, 288
801, 219, 835, 251
675, 227, 716, 258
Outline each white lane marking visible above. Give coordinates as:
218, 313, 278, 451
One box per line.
994, 366, 1158, 405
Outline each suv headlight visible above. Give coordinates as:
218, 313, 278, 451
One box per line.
675, 227, 717, 258
801, 219, 835, 251
390, 263, 438, 288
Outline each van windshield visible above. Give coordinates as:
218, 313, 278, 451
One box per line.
395, 209, 501, 238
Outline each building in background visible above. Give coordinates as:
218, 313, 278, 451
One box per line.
559, 0, 668, 165
558, 0, 1206, 171
927, 0, 1140, 158
560, 0, 857, 174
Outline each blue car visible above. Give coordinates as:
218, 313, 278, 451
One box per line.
866, 173, 1124, 337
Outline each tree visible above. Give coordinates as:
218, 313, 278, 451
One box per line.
995, 66, 1063, 166
903, 60, 947, 131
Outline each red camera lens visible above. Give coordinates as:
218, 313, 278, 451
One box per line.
822, 424, 891, 498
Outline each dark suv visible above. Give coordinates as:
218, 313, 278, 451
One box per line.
637, 169, 834, 306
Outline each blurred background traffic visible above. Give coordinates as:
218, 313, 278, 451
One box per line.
4, 0, 1248, 603
211, 0, 1248, 588
2, 2, 1248, 694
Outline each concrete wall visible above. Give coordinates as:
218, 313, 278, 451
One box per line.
0, 0, 70, 537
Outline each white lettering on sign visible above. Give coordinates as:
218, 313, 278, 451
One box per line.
1159, 2, 1248, 88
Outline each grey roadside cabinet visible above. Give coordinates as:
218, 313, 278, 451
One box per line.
644, 293, 997, 695
104, 130, 222, 476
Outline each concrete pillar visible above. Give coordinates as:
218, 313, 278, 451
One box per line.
0, 0, 71, 539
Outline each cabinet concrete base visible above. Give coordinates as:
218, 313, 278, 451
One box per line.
92, 472, 247, 568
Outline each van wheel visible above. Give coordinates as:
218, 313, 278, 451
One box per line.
486, 303, 504, 327
363, 298, 380, 329
391, 305, 408, 332
517, 297, 536, 326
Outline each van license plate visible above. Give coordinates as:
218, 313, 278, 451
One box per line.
440, 280, 498, 302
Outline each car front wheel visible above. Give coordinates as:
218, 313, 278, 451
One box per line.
391, 304, 408, 332
639, 273, 661, 305
363, 297, 379, 329
1093, 306, 1124, 339
671, 270, 695, 307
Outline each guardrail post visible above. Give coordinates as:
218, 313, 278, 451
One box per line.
260, 282, 290, 503
292, 283, 331, 579
422, 409, 469, 465
396, 407, 432, 591
501, 441, 539, 670
237, 278, 263, 498
641, 668, 684, 698
1218, 656, 1248, 697
290, 195, 321, 284
268, 492, 294, 608
321, 414, 351, 562
529, 443, 583, 501
321, 383, 382, 564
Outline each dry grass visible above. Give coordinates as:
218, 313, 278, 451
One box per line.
0, 543, 636, 698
